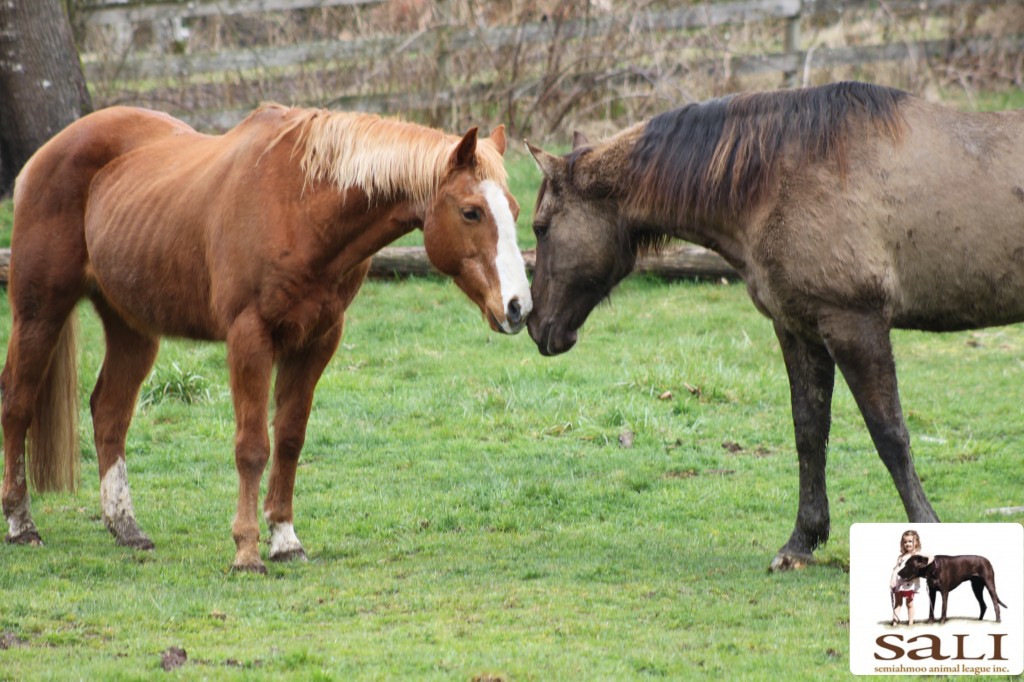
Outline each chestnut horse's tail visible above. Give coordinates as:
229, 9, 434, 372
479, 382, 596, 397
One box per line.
27, 313, 81, 492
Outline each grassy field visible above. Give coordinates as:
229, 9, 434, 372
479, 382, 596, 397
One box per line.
1, 130, 1023, 679
2, 269, 1023, 679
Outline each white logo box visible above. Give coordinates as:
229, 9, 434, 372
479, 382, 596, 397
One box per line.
849, 523, 1023, 676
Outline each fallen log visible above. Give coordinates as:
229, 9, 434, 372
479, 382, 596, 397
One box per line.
367, 244, 738, 281
0, 244, 737, 288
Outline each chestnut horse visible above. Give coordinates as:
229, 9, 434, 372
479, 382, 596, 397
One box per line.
526, 82, 1024, 570
1, 104, 531, 572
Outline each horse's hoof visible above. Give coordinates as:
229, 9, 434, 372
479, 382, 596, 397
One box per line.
5, 530, 43, 546
769, 551, 813, 572
116, 534, 155, 551
270, 548, 308, 563
230, 561, 268, 575
107, 518, 155, 551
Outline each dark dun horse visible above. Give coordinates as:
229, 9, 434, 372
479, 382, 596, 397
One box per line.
2, 104, 531, 572
526, 82, 1024, 570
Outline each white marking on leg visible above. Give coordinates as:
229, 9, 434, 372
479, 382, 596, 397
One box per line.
481, 179, 533, 332
5, 493, 35, 539
5, 451, 37, 539
267, 519, 305, 559
100, 459, 137, 531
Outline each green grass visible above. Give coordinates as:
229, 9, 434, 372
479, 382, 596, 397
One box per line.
0, 200, 10, 248
1, 275, 1023, 680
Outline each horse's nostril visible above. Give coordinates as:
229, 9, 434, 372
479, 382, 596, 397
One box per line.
507, 298, 522, 326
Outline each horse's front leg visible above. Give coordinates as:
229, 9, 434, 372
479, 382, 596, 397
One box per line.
770, 323, 836, 572
226, 310, 275, 573
820, 311, 939, 523
264, 324, 343, 562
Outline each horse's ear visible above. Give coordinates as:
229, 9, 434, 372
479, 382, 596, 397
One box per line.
526, 142, 566, 180
488, 125, 507, 156
451, 127, 479, 167
572, 131, 590, 150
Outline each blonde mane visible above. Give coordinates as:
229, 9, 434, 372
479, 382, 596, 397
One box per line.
269, 106, 507, 206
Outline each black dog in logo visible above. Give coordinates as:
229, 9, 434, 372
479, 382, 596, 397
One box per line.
898, 554, 1007, 623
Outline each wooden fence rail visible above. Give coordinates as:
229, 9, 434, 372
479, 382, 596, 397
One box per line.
74, 0, 1023, 133
81, 1, 805, 81
80, 0, 382, 26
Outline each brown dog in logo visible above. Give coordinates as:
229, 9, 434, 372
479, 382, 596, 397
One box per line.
898, 554, 1007, 623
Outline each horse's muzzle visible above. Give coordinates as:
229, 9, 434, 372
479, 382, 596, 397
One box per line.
528, 316, 577, 356
507, 298, 524, 327
489, 296, 530, 335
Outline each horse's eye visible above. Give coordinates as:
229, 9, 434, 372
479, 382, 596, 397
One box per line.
533, 222, 549, 240
461, 207, 481, 222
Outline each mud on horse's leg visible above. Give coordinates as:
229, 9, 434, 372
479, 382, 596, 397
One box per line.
91, 301, 160, 549
264, 325, 344, 562
770, 324, 837, 572
227, 310, 274, 573
821, 311, 939, 525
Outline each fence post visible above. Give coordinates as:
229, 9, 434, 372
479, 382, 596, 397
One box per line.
431, 0, 452, 128
783, 1, 803, 87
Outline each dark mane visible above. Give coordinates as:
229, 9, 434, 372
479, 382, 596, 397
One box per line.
625, 82, 909, 224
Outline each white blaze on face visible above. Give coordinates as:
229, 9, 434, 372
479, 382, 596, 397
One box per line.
480, 179, 533, 332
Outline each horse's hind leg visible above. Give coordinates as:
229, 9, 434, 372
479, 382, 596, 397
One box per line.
818, 311, 939, 523
2, 322, 60, 544
89, 300, 160, 549
263, 324, 343, 562
770, 324, 836, 571
2, 299, 82, 544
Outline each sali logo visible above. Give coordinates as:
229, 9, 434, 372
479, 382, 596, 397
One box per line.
849, 523, 1023, 676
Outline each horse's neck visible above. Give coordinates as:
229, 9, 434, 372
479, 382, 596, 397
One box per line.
606, 133, 746, 270
680, 213, 754, 275
317, 189, 424, 277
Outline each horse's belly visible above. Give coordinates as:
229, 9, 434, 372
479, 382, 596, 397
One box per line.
86, 226, 223, 340
893, 271, 1024, 332
892, 251, 1024, 331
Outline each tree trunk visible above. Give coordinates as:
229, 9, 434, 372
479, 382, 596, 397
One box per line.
0, 0, 92, 195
